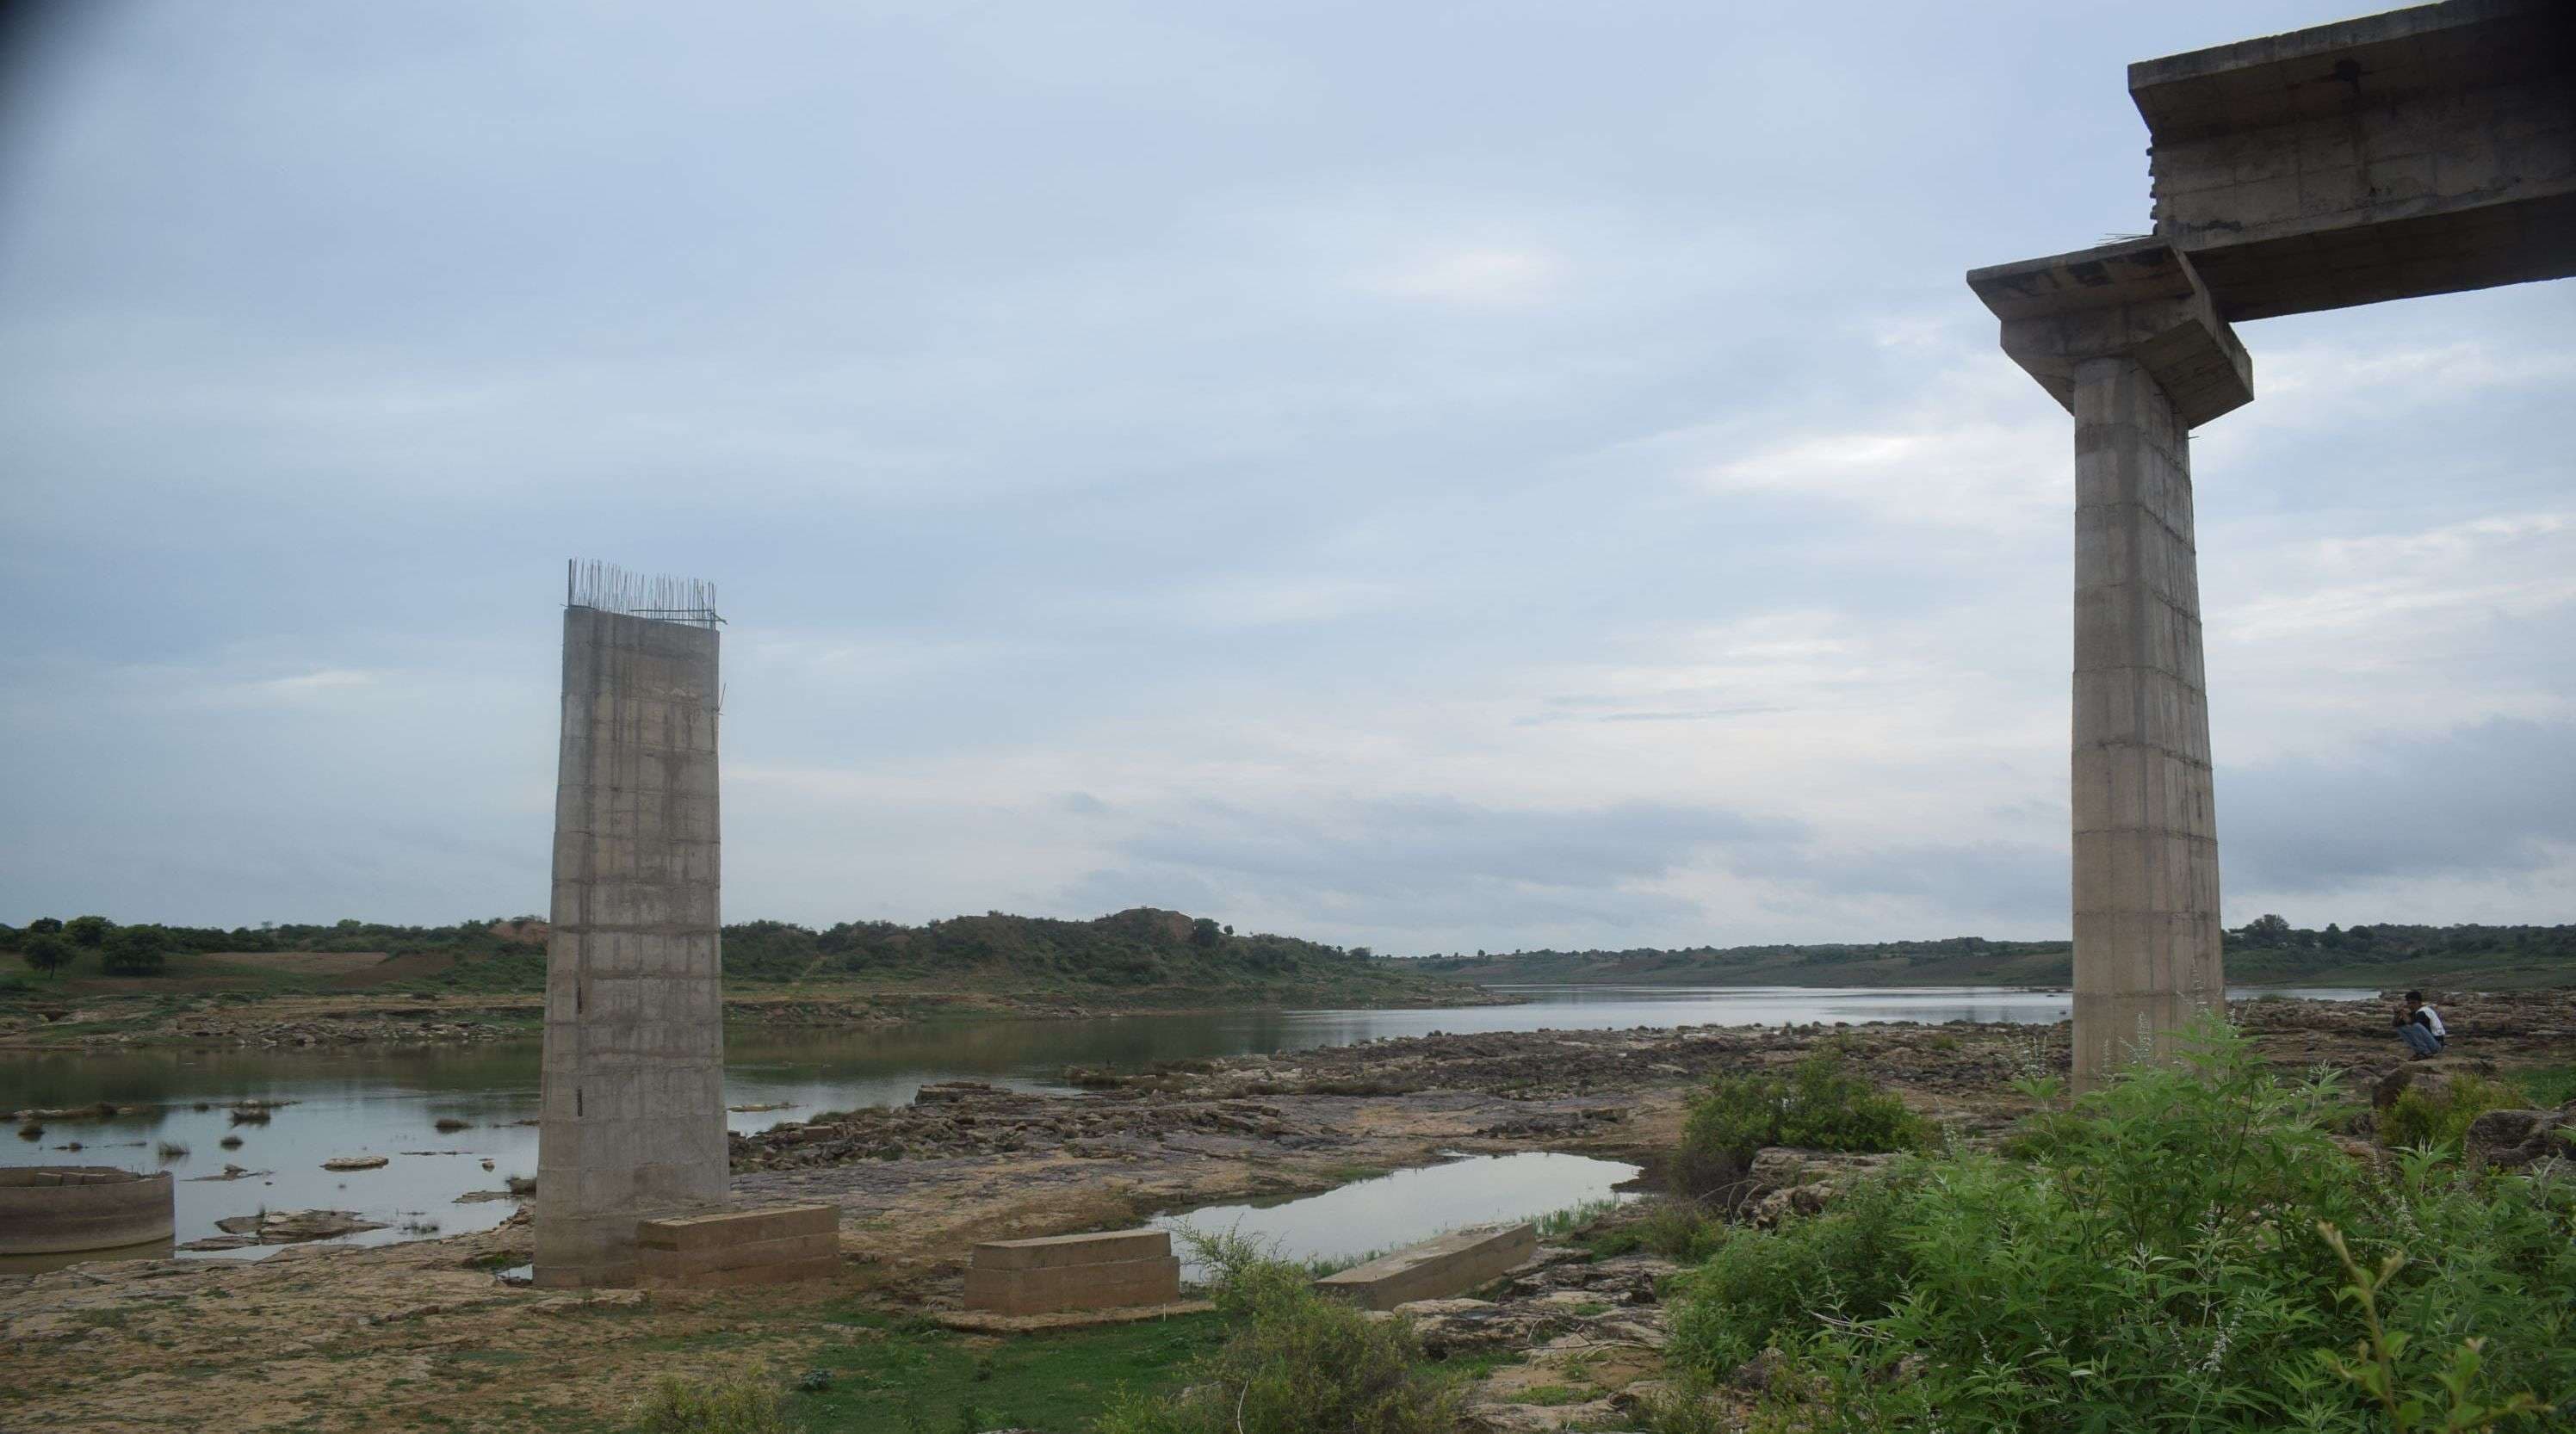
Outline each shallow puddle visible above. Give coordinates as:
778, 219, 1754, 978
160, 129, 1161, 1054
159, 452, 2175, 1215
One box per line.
1152, 1150, 1644, 1282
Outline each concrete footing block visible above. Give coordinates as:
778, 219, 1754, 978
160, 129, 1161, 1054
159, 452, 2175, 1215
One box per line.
1315, 1223, 1538, 1311
634, 1203, 839, 1289
964, 1228, 1182, 1315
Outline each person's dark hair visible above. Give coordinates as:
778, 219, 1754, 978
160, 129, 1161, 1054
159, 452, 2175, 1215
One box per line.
2405, 990, 2424, 1004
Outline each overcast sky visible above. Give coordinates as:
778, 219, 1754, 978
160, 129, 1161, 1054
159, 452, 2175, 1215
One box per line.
2, 1, 2568, 953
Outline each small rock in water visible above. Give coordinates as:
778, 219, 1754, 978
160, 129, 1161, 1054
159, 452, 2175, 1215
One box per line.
321, 1154, 389, 1171
197, 1208, 388, 1245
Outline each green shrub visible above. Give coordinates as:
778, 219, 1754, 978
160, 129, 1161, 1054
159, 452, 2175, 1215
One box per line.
2383, 1072, 2527, 1153
1666, 1017, 2576, 1431
1097, 1232, 1458, 1434
1673, 1048, 1930, 1200
1668, 1176, 1911, 1372
630, 1371, 793, 1434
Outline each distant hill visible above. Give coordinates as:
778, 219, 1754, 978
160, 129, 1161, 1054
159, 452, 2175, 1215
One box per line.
1406, 936, 2078, 989
0, 907, 1478, 1004
716, 906, 1430, 995
1403, 920, 2576, 992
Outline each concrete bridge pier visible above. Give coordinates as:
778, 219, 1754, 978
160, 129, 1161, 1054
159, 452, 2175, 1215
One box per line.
1990, 242, 2247, 1088
2065, 352, 2226, 1081
536, 568, 728, 1288
1972, 1, 2575, 1089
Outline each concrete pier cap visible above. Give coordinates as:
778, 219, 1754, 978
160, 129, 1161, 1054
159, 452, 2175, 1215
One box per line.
1966, 0, 2573, 1089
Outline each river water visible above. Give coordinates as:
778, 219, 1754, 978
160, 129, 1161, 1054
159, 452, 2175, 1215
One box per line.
2, 984, 2363, 1264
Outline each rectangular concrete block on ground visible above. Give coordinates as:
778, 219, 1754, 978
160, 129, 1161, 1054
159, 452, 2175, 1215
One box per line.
971, 1227, 1172, 1270
1315, 1223, 1537, 1312
638, 1204, 836, 1251
634, 1203, 839, 1289
964, 1228, 1181, 1315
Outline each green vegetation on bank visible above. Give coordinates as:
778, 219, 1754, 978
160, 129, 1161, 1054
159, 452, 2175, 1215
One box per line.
1652, 1018, 2574, 1431
1406, 917, 2576, 991
1672, 1048, 1930, 1202
0, 907, 1471, 1006
1097, 1230, 1463, 1434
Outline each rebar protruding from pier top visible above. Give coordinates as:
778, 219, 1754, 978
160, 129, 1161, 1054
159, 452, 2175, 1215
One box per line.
565, 559, 721, 627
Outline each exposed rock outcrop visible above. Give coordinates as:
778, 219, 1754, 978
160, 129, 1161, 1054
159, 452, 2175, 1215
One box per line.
2463, 1102, 2576, 1171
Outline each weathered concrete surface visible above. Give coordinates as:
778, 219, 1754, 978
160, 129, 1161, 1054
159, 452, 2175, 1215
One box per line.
1317, 1222, 1538, 1311
1970, 258, 2235, 1088
963, 1227, 1182, 1315
634, 1204, 838, 1289
2133, 0, 2576, 319
1979, 238, 2252, 428
536, 605, 728, 1288
1983, 6, 2576, 334
969, 1227, 1171, 1270
2066, 354, 2226, 1085
0, 1167, 173, 1256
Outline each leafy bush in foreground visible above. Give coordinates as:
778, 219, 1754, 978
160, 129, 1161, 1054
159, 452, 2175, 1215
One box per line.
1673, 1048, 1931, 1200
1097, 1231, 1459, 1434
1665, 1017, 2576, 1431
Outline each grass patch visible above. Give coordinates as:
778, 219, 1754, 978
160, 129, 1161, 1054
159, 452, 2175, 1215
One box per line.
1582, 1200, 1726, 1264
632, 1370, 793, 1434
1533, 1196, 1624, 1243
2507, 1065, 2576, 1109
791, 1310, 1226, 1432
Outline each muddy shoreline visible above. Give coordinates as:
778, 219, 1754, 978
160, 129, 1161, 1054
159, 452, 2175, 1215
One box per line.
4, 992, 2568, 1432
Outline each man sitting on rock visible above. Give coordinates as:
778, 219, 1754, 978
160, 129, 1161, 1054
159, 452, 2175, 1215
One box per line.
2395, 990, 2446, 1059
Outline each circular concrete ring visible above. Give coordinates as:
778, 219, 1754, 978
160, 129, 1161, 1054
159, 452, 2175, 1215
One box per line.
0, 1166, 176, 1255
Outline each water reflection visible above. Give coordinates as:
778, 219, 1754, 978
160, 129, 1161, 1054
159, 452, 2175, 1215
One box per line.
1154, 1152, 1643, 1282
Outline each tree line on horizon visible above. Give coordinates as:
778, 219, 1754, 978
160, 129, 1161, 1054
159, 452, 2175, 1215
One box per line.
8, 909, 2568, 987
1403, 918, 2576, 983
0, 906, 1394, 990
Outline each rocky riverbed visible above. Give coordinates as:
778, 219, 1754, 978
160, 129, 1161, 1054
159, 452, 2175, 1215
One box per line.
3, 992, 2568, 1433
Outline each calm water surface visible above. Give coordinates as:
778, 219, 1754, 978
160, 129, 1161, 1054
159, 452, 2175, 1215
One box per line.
2, 985, 2363, 1263
1154, 1151, 1644, 1282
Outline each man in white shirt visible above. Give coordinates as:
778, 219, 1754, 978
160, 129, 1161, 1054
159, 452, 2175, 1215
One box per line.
2395, 989, 2445, 1058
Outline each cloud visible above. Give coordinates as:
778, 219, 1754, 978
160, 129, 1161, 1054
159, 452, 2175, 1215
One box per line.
2221, 719, 2576, 896
0, 1, 2569, 948
2224, 512, 2576, 647
1366, 246, 1567, 308
1062, 795, 1768, 937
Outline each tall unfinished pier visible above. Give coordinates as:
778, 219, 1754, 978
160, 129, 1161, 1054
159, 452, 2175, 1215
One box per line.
1969, 0, 2574, 1086
535, 562, 728, 1288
